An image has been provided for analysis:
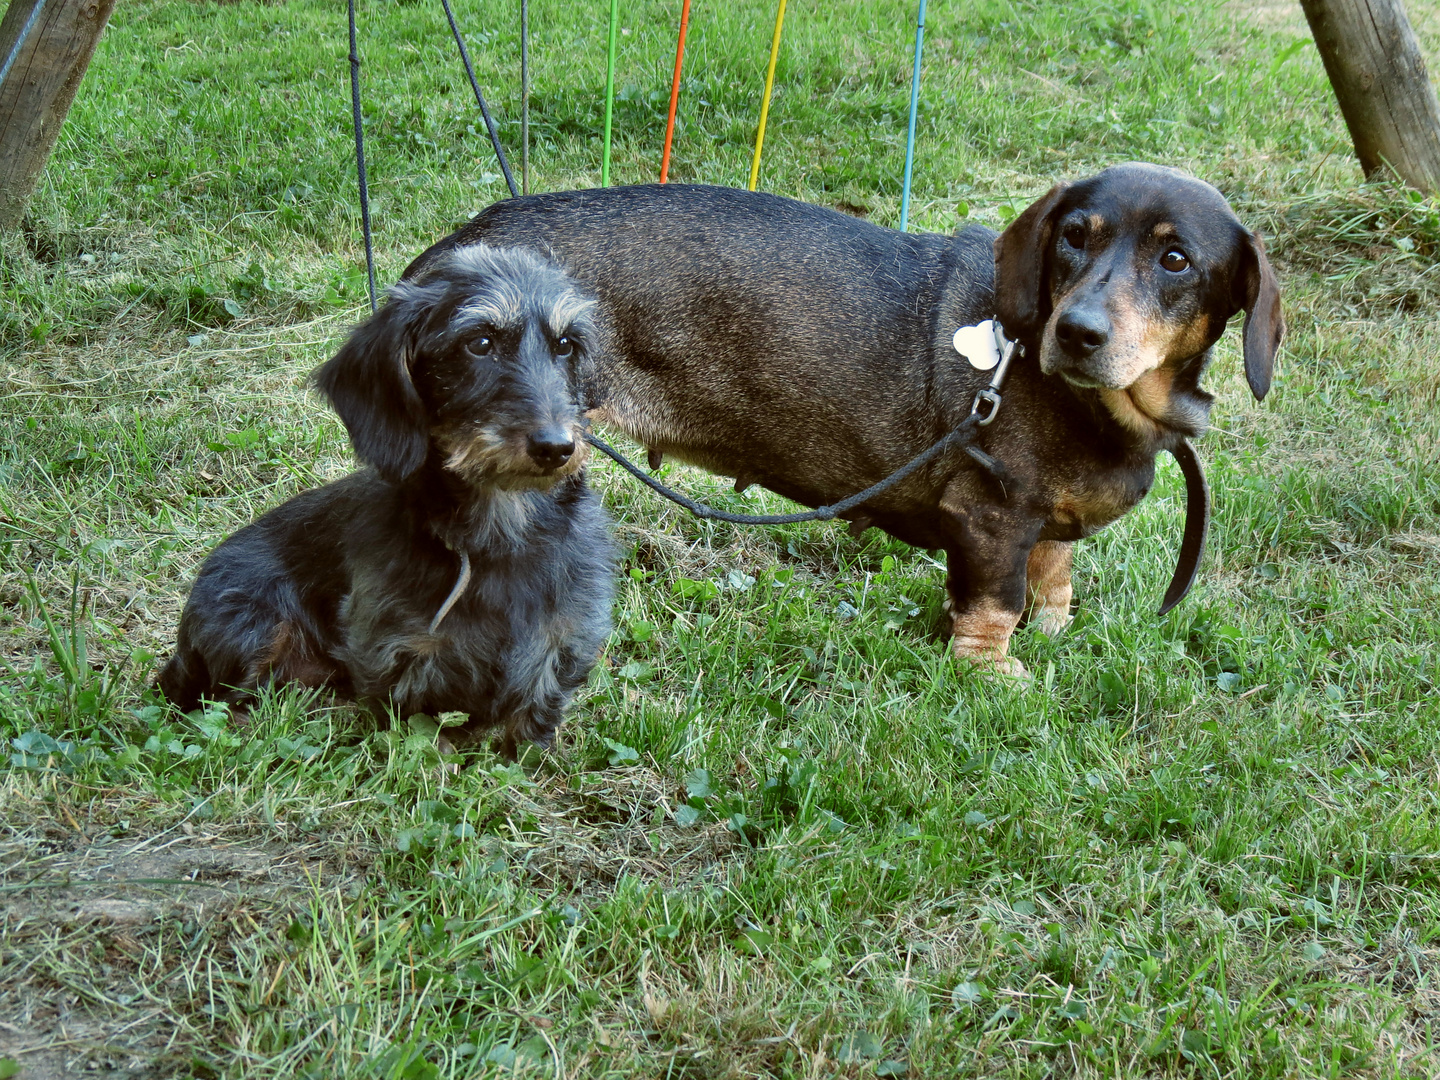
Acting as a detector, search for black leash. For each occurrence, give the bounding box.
[584,410,1010,527]
[582,335,1020,526]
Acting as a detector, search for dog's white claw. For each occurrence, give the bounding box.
[1030,608,1073,638]
[436,733,461,776]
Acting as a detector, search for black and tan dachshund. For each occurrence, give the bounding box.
[159,245,615,754]
[407,163,1282,675]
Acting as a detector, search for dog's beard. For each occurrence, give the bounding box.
[438,425,589,491]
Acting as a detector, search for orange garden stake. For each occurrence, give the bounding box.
[659,0,691,182]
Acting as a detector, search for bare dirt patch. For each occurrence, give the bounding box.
[1,821,372,1078]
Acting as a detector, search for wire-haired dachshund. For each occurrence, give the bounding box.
[158,245,616,755]
[407,162,1283,676]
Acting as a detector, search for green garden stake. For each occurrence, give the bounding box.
[602,0,620,186]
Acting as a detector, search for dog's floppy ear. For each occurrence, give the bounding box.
[1236,230,1283,401]
[313,283,434,482]
[993,181,1072,340]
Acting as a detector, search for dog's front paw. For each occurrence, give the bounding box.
[949,600,1026,680]
[960,653,1031,681]
[952,642,1030,682]
[989,655,1031,680]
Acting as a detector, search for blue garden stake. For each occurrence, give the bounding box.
[899,0,926,232]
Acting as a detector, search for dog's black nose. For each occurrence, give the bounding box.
[1054,306,1110,357]
[527,428,575,470]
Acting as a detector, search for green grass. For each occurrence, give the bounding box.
[4,0,1440,1076]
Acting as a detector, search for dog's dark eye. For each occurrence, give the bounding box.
[466,336,494,357]
[1061,224,1086,250]
[1160,249,1190,273]
[555,336,575,360]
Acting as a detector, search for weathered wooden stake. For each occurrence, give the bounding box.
[1299,0,1440,191]
[0,0,115,230]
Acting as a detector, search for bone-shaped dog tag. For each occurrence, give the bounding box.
[953,320,1001,371]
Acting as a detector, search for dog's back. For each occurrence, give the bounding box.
[157,481,358,711]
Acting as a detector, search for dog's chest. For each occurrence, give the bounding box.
[1047,469,1154,538]
[339,548,600,712]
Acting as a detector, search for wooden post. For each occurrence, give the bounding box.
[0,0,116,230]
[1299,0,1440,191]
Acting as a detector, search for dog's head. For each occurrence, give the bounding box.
[993,162,1283,434]
[314,244,596,489]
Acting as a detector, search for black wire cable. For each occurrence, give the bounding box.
[440,0,519,199]
[347,0,378,312]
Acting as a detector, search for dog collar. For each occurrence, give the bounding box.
[1158,439,1209,615]
[428,549,473,634]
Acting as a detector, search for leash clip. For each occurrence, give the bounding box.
[968,327,1019,427]
[971,387,1002,425]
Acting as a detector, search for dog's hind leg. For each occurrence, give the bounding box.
[1024,541,1074,637]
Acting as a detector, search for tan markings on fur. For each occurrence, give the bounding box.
[1145,298,1213,367]
[1097,380,1167,441]
[1127,364,1175,418]
[438,424,589,489]
[1091,282,1215,432]
[1054,482,1135,534]
[1025,541,1074,636]
[951,598,1022,666]
[1152,222,1179,242]
[251,621,334,688]
[407,633,445,656]
[545,294,596,338]
[1040,272,1167,390]
[258,621,293,672]
[1088,213,1106,234]
[1101,275,1166,387]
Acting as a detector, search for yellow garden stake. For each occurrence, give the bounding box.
[748,0,787,191]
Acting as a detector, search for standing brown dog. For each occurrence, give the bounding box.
[407,163,1282,675]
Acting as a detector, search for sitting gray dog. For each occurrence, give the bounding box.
[159,245,615,755]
